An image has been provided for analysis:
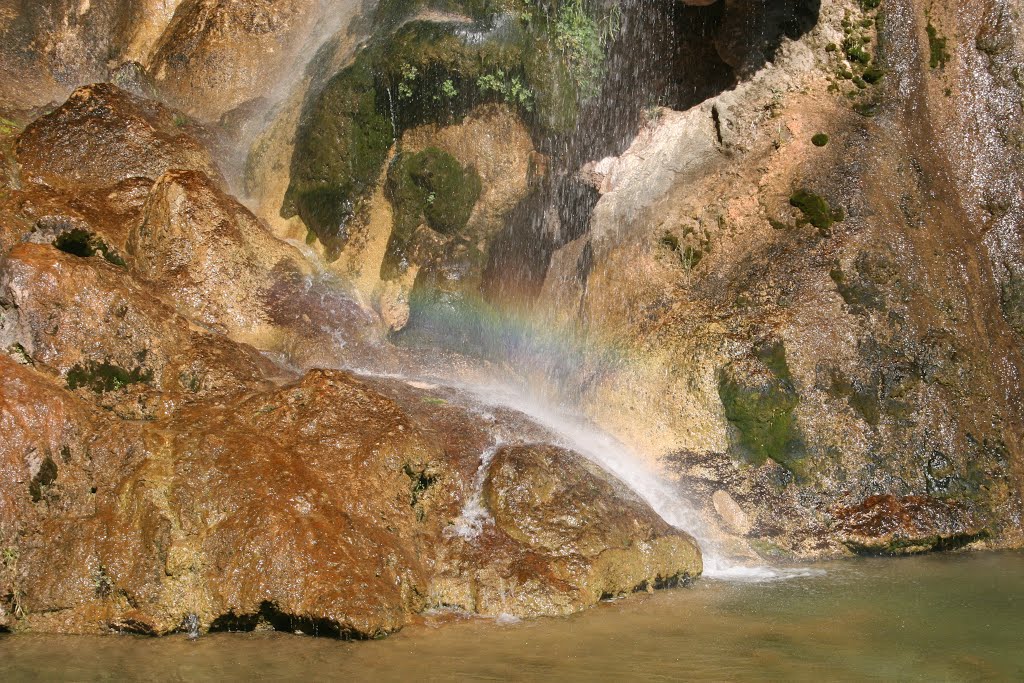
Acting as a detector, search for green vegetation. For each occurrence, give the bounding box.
[790,189,844,234]
[718,341,804,475]
[283,57,393,254]
[284,1,624,251]
[477,71,534,111]
[552,0,621,98]
[927,23,950,69]
[67,361,154,394]
[831,4,885,116]
[0,117,19,136]
[382,147,482,279]
[53,229,126,266]
[811,133,830,147]
[659,231,680,252]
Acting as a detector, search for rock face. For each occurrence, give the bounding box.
[15,84,221,192]
[6,0,1024,639]
[0,80,702,635]
[832,495,989,556]
[429,444,701,618]
[147,0,329,122]
[127,169,309,342]
[0,242,279,418]
[534,0,1024,559]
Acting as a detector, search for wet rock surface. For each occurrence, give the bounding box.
[15,84,221,192]
[430,444,701,618]
[831,494,989,555]
[2,0,1024,639]
[0,80,700,636]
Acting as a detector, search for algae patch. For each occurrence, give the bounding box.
[67,361,154,393]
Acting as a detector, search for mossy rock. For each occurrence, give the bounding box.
[828,370,881,426]
[53,228,126,267]
[927,23,950,69]
[811,133,829,147]
[382,147,482,279]
[284,4,621,247]
[67,361,154,394]
[790,189,844,234]
[830,251,894,314]
[718,342,804,474]
[283,56,394,250]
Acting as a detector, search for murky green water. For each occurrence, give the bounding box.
[2,553,1022,681]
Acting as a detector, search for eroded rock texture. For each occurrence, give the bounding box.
[2,0,1024,638]
[0,72,699,633]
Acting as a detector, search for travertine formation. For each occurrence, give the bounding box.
[1,0,1023,638]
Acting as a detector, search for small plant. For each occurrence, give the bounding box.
[660,231,680,252]
[812,133,830,147]
[862,63,885,84]
[477,71,535,111]
[440,79,458,99]
[397,63,418,100]
[790,189,844,234]
[551,0,621,99]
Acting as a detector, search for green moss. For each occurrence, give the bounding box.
[927,23,950,69]
[718,342,804,474]
[67,361,154,394]
[789,189,844,234]
[53,228,126,266]
[285,3,624,247]
[682,246,703,269]
[828,371,881,426]
[843,36,871,65]
[551,0,617,99]
[283,56,395,252]
[660,232,680,252]
[382,147,481,279]
[811,133,830,147]
[862,63,884,84]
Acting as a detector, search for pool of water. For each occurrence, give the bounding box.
[2,552,1022,681]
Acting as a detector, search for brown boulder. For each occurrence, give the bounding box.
[0,242,279,416]
[127,169,309,342]
[148,0,326,122]
[431,444,702,618]
[7,369,442,636]
[15,84,220,193]
[832,495,989,555]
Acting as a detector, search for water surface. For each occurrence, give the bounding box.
[2,553,1022,681]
